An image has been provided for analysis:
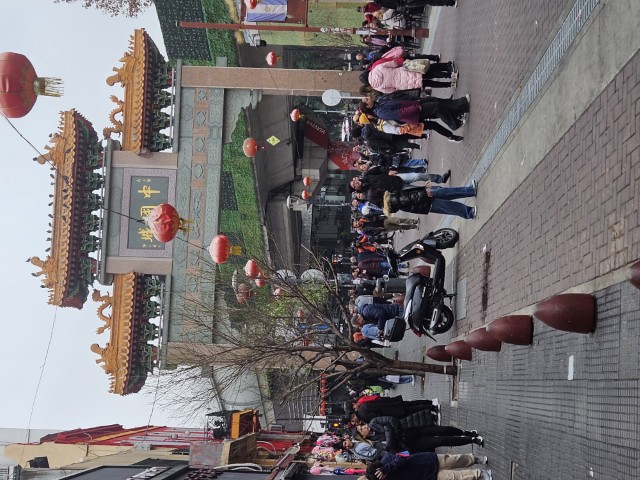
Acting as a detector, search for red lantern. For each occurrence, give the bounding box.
[209,234,231,264]
[246,0,257,9]
[244,259,261,278]
[255,274,267,288]
[273,287,283,297]
[301,190,311,200]
[236,283,253,304]
[144,203,189,243]
[296,309,305,319]
[266,51,280,66]
[0,52,63,118]
[290,108,301,122]
[302,176,312,187]
[243,137,262,157]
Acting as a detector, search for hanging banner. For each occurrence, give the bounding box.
[328,142,359,170]
[245,0,288,22]
[304,118,330,149]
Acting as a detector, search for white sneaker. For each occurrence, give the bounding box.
[410,375,416,385]
[474,455,488,465]
[471,179,478,193]
[431,398,439,406]
[480,470,492,480]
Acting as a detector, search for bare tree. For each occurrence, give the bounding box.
[154,252,456,421]
[55,0,154,17]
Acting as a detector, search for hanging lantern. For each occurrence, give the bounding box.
[244,259,261,278]
[143,203,190,243]
[255,273,267,288]
[266,51,281,66]
[209,234,231,264]
[273,287,283,297]
[301,190,311,201]
[243,137,262,157]
[290,108,301,122]
[302,176,312,187]
[0,52,63,118]
[296,309,305,319]
[236,283,253,304]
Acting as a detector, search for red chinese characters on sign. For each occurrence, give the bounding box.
[328,142,359,171]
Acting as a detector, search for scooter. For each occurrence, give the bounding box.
[374,228,459,340]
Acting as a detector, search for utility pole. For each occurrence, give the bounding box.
[178,21,429,39]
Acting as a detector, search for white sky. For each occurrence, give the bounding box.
[0,1,198,432]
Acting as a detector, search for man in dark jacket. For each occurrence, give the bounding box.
[354,303,402,330]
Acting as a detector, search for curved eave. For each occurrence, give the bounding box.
[105,273,154,395]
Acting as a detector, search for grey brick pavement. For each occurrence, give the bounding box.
[390,2,640,479]
[395,281,640,480]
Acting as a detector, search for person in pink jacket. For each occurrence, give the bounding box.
[368,48,456,94]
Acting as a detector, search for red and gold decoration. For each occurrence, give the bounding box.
[143,203,190,243]
[30,110,102,309]
[242,137,263,157]
[104,29,173,153]
[209,234,231,264]
[0,52,63,118]
[266,51,281,66]
[90,273,162,395]
[302,176,312,187]
[290,108,302,122]
[301,190,311,200]
[244,259,261,278]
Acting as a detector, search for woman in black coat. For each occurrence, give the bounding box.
[366,416,485,453]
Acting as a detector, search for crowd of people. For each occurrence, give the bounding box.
[306,2,491,478]
[308,386,491,479]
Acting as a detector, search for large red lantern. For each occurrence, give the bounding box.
[290,109,301,122]
[303,176,312,187]
[243,137,262,157]
[266,51,281,66]
[244,259,261,278]
[0,52,63,118]
[301,190,311,201]
[144,203,189,243]
[209,234,231,264]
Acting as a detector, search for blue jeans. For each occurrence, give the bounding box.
[429,185,476,219]
[401,158,427,168]
[362,323,381,340]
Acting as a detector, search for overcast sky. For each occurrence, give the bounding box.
[0,1,197,433]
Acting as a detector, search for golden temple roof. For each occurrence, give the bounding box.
[104,29,171,153]
[91,273,159,395]
[31,109,99,309]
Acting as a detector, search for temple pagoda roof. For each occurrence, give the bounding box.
[91,272,162,395]
[104,29,173,153]
[30,109,103,309]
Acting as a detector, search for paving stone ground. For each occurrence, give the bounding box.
[390,2,640,479]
